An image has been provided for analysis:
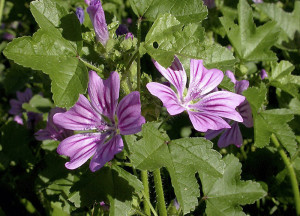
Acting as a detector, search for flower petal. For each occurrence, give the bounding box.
[89,134,123,172]
[187,111,230,132]
[235,80,249,95]
[147,82,185,115]
[205,128,224,140]
[57,133,106,170]
[225,70,236,84]
[189,91,245,122]
[218,122,243,148]
[186,59,223,101]
[16,88,33,103]
[54,94,104,131]
[238,100,253,127]
[88,71,119,121]
[87,0,109,46]
[153,56,186,98]
[9,99,22,115]
[117,91,145,135]
[35,108,73,141]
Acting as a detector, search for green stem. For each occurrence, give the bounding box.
[0,0,5,24]
[141,171,151,216]
[79,57,103,75]
[153,169,167,216]
[271,134,300,215]
[136,17,142,92]
[141,190,158,216]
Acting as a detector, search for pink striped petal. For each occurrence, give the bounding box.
[57,133,106,170]
[189,91,245,122]
[218,122,243,148]
[53,94,104,131]
[89,134,123,172]
[88,71,119,121]
[153,56,186,98]
[238,100,253,128]
[186,59,223,102]
[147,82,185,115]
[187,111,230,132]
[117,91,145,135]
[225,71,237,84]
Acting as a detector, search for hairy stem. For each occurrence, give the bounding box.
[136,17,142,92]
[153,169,167,216]
[141,171,151,215]
[79,57,103,75]
[271,134,300,215]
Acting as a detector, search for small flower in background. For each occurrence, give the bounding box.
[125,32,134,40]
[35,108,73,141]
[203,0,216,9]
[147,56,245,132]
[76,7,85,24]
[87,0,109,46]
[9,88,33,125]
[85,0,91,5]
[9,88,42,127]
[252,0,263,3]
[2,32,15,41]
[53,71,145,172]
[99,201,110,211]
[205,71,253,148]
[116,24,129,36]
[260,69,268,80]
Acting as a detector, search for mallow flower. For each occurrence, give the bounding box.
[9,88,42,127]
[87,0,109,46]
[146,56,245,132]
[260,69,268,80]
[205,71,253,148]
[35,108,73,141]
[53,71,145,172]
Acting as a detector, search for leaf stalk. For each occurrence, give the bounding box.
[271,133,300,215]
[153,168,167,216]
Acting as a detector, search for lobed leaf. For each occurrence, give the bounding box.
[200,154,267,216]
[220,0,279,62]
[130,0,207,24]
[144,14,235,69]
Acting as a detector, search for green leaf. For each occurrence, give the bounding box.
[269,61,300,100]
[220,0,279,62]
[243,83,267,115]
[144,14,235,68]
[0,121,35,164]
[3,0,87,108]
[130,0,207,24]
[126,122,225,214]
[68,165,143,216]
[219,75,235,92]
[22,95,53,113]
[244,85,297,155]
[255,2,300,40]
[200,154,267,216]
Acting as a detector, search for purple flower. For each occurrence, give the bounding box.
[203,0,215,9]
[87,0,109,46]
[146,57,245,132]
[53,71,145,172]
[85,0,91,5]
[9,88,33,116]
[99,201,110,211]
[9,88,33,125]
[76,7,85,24]
[125,32,134,40]
[205,71,253,148]
[116,24,129,36]
[260,69,268,80]
[3,32,15,41]
[35,108,73,141]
